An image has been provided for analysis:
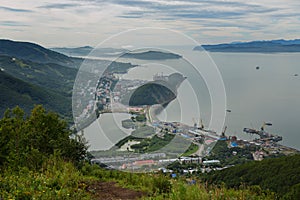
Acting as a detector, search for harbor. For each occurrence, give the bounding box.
[89,99,299,171]
[79,66,300,172]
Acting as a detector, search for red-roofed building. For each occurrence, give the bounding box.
[133,160,155,166]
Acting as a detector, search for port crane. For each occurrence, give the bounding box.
[192,118,205,130]
[199,118,204,130]
[243,122,282,142]
[221,126,227,137]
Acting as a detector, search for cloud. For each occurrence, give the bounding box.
[0,6,32,13]
[96,0,279,20]
[2,0,300,46]
[0,21,29,27]
[38,3,80,9]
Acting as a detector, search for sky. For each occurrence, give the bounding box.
[1,0,300,47]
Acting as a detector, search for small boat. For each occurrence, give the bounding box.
[256,66,260,70]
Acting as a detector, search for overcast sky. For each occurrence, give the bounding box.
[1,0,300,47]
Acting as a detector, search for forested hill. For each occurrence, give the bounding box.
[0,40,137,121]
[204,154,300,198]
[0,54,76,120]
[122,73,186,106]
[0,39,79,67]
[0,55,77,94]
[0,70,71,119]
[0,39,78,120]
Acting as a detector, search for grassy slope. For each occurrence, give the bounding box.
[0,158,277,200]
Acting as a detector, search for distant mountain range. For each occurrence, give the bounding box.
[52,46,182,60]
[123,50,182,60]
[54,39,300,55]
[51,46,125,57]
[194,39,300,52]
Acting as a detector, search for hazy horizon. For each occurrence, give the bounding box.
[1,0,300,47]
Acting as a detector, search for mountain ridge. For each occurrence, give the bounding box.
[194,39,300,52]
[0,39,80,67]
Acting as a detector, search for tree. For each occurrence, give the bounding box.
[0,105,88,170]
[0,106,25,167]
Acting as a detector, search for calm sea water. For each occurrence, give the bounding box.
[83,52,300,150]
[211,53,300,150]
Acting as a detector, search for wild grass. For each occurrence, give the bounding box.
[81,163,276,200]
[0,155,92,200]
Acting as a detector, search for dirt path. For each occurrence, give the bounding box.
[86,181,147,200]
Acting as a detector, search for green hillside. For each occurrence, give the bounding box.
[0,70,71,120]
[122,73,186,106]
[127,82,176,106]
[0,55,77,95]
[204,154,300,199]
[0,39,79,67]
